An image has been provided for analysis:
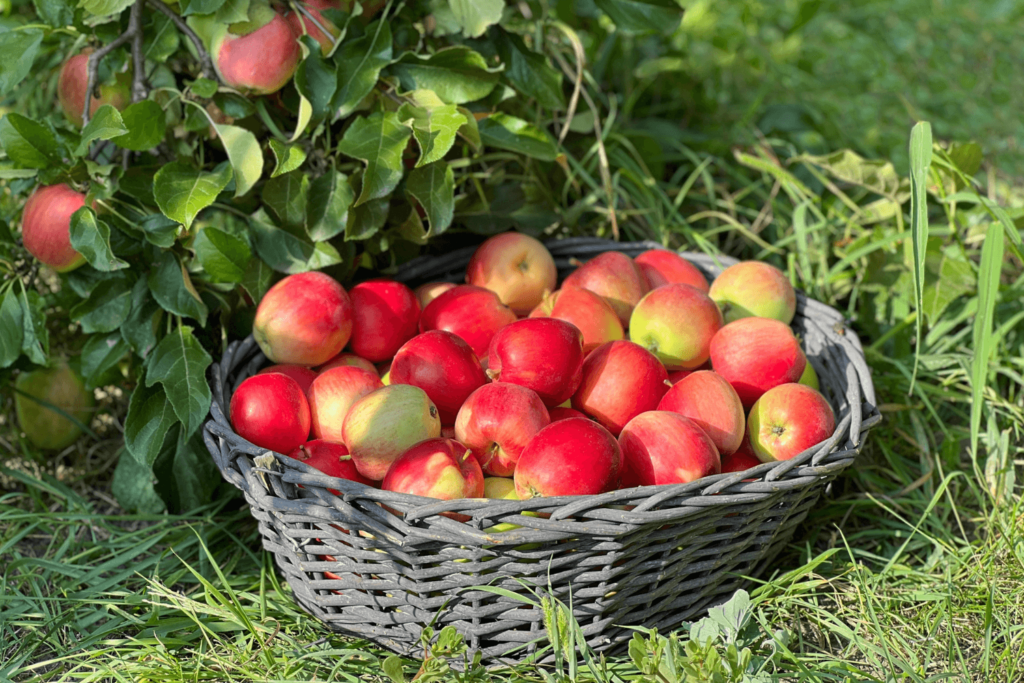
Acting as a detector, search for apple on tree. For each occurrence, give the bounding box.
[465,232,558,315]
[21,184,89,273]
[454,382,550,477]
[210,3,301,95]
[15,363,95,451]
[253,271,353,367]
[58,50,130,128]
[286,0,342,52]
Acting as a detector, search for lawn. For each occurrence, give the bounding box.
[3,1,1024,681]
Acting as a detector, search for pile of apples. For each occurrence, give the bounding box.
[229,232,836,507]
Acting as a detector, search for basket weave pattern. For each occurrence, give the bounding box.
[203,238,880,662]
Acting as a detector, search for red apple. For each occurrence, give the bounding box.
[390,330,487,425]
[528,286,624,353]
[709,317,806,408]
[634,250,709,292]
[211,9,301,95]
[657,370,745,455]
[21,184,88,273]
[465,232,557,315]
[307,366,383,443]
[286,0,341,53]
[629,283,723,370]
[618,411,721,488]
[549,406,587,421]
[514,418,621,498]
[382,438,484,500]
[414,281,456,309]
[419,285,517,358]
[486,318,585,407]
[748,383,836,462]
[709,261,796,324]
[230,373,310,454]
[289,439,374,493]
[253,271,353,366]
[721,440,762,474]
[258,364,318,394]
[667,368,695,385]
[348,278,421,362]
[571,340,669,436]
[317,352,378,376]
[561,251,649,327]
[342,384,441,480]
[58,50,130,129]
[454,382,550,476]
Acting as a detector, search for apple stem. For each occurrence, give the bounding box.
[485,368,499,381]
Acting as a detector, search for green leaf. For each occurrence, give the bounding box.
[76,105,128,156]
[389,46,500,105]
[190,77,218,99]
[398,90,467,167]
[179,0,226,16]
[18,286,48,364]
[922,250,974,325]
[121,277,161,358]
[295,36,337,120]
[80,332,128,389]
[448,0,503,38]
[69,208,130,272]
[240,258,273,302]
[147,251,209,326]
[124,381,178,467]
[78,0,134,16]
[70,278,132,334]
[112,101,167,151]
[194,226,251,283]
[306,171,354,241]
[908,121,932,390]
[213,0,250,23]
[457,105,481,149]
[478,112,558,160]
[213,124,262,197]
[382,656,406,683]
[154,161,232,229]
[250,210,342,273]
[344,196,388,241]
[0,29,43,96]
[111,444,168,515]
[139,213,179,248]
[269,140,307,177]
[593,0,684,34]
[333,19,392,117]
[337,111,412,206]
[0,113,59,169]
[0,285,24,368]
[406,161,454,237]
[146,324,213,438]
[33,0,74,27]
[971,223,1004,459]
[493,29,565,110]
[261,171,309,232]
[172,427,221,510]
[144,13,181,62]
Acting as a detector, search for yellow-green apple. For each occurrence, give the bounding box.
[747,383,836,462]
[414,281,456,308]
[21,184,88,272]
[562,251,649,327]
[58,50,130,128]
[258,364,318,394]
[657,370,745,455]
[454,382,550,476]
[253,271,353,366]
[465,232,557,314]
[382,437,484,499]
[709,317,805,408]
[486,318,585,407]
[419,285,517,358]
[317,352,378,376]
[618,411,720,487]
[484,477,518,499]
[342,384,441,480]
[549,406,587,421]
[709,261,796,324]
[230,373,311,454]
[15,363,94,450]
[629,283,723,370]
[289,439,374,493]
[307,366,383,442]
[528,286,623,353]
[799,351,819,390]
[211,6,301,95]
[390,330,487,425]
[572,340,669,435]
[286,0,341,52]
[514,418,621,498]
[633,250,709,293]
[347,279,420,362]
[721,439,761,474]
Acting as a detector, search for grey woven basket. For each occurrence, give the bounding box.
[203,238,880,664]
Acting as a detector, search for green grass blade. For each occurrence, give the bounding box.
[907,121,933,393]
[970,222,1004,459]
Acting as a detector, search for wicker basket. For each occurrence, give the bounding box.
[203,238,880,663]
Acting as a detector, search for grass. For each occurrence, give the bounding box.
[4,0,1024,681]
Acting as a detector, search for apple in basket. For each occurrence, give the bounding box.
[629,283,723,370]
[382,437,485,500]
[419,284,517,358]
[414,281,456,308]
[747,383,836,462]
[658,370,745,456]
[454,382,550,477]
[465,232,558,315]
[529,286,624,353]
[561,251,649,327]
[486,318,585,407]
[633,249,709,292]
[307,366,383,443]
[347,279,420,362]
[342,384,441,480]
[390,330,487,425]
[572,340,669,436]
[515,418,621,498]
[289,440,374,494]
[253,271,353,366]
[709,317,805,409]
[230,373,310,454]
[709,260,796,324]
[316,352,379,376]
[257,364,318,394]
[618,411,721,488]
